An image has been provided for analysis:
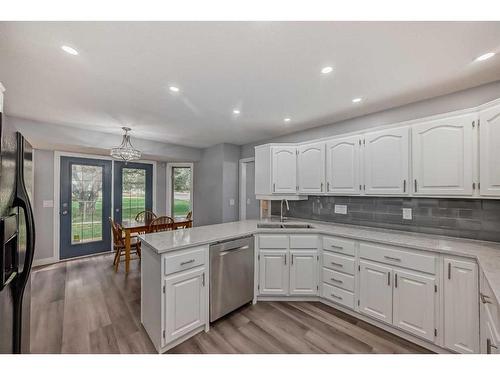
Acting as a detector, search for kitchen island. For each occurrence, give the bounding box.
[140,219,500,353]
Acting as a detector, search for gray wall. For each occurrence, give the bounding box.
[272,196,500,242]
[241,80,500,158]
[194,143,240,226]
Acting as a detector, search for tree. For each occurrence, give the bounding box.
[173,168,191,191]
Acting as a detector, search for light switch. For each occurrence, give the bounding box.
[402,208,413,220]
[334,204,347,214]
[43,200,54,208]
[229,198,235,206]
[246,198,251,205]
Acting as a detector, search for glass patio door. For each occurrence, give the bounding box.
[113,162,153,224]
[59,157,112,259]
[171,165,192,220]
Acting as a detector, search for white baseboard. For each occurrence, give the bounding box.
[32,256,59,268]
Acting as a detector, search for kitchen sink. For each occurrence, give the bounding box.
[257,222,314,229]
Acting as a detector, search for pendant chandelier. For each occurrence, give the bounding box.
[110,127,142,162]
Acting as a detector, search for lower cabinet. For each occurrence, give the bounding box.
[359,260,393,324]
[259,250,289,295]
[290,251,318,295]
[163,267,207,345]
[444,258,479,354]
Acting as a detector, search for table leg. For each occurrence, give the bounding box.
[125,229,131,273]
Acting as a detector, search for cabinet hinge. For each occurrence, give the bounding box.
[358,265,361,271]
[357,299,360,306]
[317,255,319,261]
[359,139,361,146]
[163,285,165,293]
[317,285,319,291]
[258,254,260,261]
[258,284,260,291]
[434,328,438,337]
[472,121,475,128]
[163,330,166,339]
[434,284,437,293]
[363,139,365,145]
[478,119,480,127]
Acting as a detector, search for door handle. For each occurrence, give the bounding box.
[387,271,391,286]
[61,210,68,216]
[403,180,406,192]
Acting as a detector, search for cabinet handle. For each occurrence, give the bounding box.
[481,293,493,304]
[202,272,205,286]
[327,182,330,191]
[330,278,343,284]
[359,184,362,190]
[291,254,294,265]
[331,262,343,268]
[387,271,391,286]
[284,254,287,266]
[448,262,451,280]
[403,180,406,193]
[487,338,498,354]
[330,293,343,300]
[414,179,418,192]
[273,183,276,192]
[320,182,323,192]
[395,273,398,288]
[384,255,401,262]
[180,259,195,266]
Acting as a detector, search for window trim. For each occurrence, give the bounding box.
[166,162,194,220]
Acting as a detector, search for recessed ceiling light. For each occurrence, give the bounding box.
[61,45,78,55]
[321,66,333,74]
[169,86,180,93]
[352,97,362,103]
[475,52,496,62]
[233,109,241,115]
[284,118,291,123]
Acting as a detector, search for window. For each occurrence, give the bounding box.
[121,167,147,222]
[170,164,193,220]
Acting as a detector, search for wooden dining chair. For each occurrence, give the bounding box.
[179,211,193,229]
[148,216,174,233]
[135,210,157,225]
[109,217,141,272]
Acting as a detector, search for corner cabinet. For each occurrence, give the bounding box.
[298,142,325,194]
[479,103,500,196]
[325,135,361,194]
[412,113,475,196]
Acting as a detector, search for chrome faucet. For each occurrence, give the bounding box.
[280,199,289,222]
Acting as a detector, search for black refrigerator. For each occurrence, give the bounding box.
[0,91,36,353]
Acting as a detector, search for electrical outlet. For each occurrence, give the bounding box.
[402,208,413,220]
[229,198,235,206]
[334,204,347,214]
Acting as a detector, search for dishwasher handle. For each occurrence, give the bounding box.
[219,244,250,256]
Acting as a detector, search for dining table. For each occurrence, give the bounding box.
[120,218,193,273]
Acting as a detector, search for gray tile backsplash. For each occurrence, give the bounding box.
[271,196,500,242]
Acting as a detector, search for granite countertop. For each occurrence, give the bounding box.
[139,218,500,304]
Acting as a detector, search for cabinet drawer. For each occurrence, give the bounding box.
[322,268,354,292]
[359,242,435,274]
[259,234,288,249]
[290,235,318,249]
[481,275,500,337]
[323,251,355,275]
[164,247,205,276]
[322,283,355,309]
[323,236,356,257]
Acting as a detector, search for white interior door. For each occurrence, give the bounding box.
[479,103,500,196]
[326,135,361,194]
[289,251,318,295]
[272,146,297,193]
[393,269,436,341]
[364,127,409,195]
[443,258,479,353]
[298,142,325,194]
[259,250,289,295]
[412,113,474,196]
[359,260,393,324]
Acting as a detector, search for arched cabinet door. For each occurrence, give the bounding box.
[325,135,361,195]
[297,142,325,194]
[364,127,409,195]
[412,113,474,196]
[480,103,500,196]
[271,146,297,193]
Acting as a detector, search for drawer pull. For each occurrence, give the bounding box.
[330,244,343,250]
[330,293,343,300]
[330,277,343,284]
[384,256,401,262]
[480,293,493,304]
[487,338,498,354]
[331,262,343,268]
[180,259,195,266]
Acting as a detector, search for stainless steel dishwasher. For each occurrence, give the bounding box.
[209,235,254,322]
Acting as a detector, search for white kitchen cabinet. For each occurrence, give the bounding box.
[443,258,479,353]
[412,113,475,196]
[259,250,289,295]
[272,146,297,193]
[289,251,318,295]
[393,269,436,341]
[481,309,500,354]
[479,103,500,196]
[325,135,361,194]
[359,260,393,324]
[363,127,410,195]
[163,267,206,344]
[297,142,325,194]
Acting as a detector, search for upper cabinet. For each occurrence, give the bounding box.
[298,142,325,194]
[272,146,297,193]
[326,135,361,194]
[480,103,500,196]
[363,127,410,195]
[412,113,475,196]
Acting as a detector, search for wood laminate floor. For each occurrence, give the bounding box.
[30,253,431,354]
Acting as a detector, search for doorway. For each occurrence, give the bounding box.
[239,158,259,220]
[59,157,112,259]
[167,163,193,221]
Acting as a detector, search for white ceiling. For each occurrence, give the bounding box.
[1,21,500,148]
